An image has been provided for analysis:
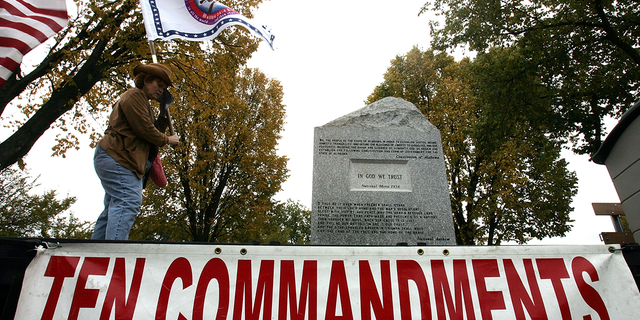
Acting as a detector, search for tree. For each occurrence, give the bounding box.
[0,0,147,171]
[422,0,640,155]
[129,47,288,243]
[1,0,288,242]
[0,0,266,171]
[367,47,578,245]
[260,199,311,245]
[0,167,92,238]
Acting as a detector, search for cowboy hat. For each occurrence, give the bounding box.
[133,63,173,87]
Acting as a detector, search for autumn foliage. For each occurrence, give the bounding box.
[368,47,578,245]
[130,38,288,242]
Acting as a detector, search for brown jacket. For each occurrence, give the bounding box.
[99,88,169,178]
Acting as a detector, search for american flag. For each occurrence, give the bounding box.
[0,0,68,89]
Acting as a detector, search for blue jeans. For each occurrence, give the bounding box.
[92,145,146,240]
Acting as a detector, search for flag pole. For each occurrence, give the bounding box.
[147,40,174,136]
[148,40,158,63]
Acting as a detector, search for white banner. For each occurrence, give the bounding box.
[139,0,274,49]
[15,243,640,319]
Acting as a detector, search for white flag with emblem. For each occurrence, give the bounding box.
[139,0,274,50]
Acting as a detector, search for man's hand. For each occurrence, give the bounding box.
[168,134,179,146]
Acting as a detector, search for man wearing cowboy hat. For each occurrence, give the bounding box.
[92,63,179,240]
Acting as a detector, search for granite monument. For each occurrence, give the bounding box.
[311,97,456,245]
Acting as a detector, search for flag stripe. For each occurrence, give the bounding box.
[13,0,68,19]
[0,0,67,88]
[0,64,12,86]
[0,18,49,43]
[0,55,21,73]
[0,1,67,33]
[0,12,66,43]
[0,37,32,55]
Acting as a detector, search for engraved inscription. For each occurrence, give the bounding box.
[317,139,440,159]
[315,202,451,242]
[350,159,412,192]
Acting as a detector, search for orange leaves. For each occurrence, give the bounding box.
[135,29,287,242]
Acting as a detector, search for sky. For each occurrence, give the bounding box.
[5,0,623,244]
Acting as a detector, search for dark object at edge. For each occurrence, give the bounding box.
[592,100,640,164]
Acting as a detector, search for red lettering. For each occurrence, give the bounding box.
[473,259,506,320]
[432,259,475,320]
[193,258,230,320]
[359,260,393,320]
[397,260,431,320]
[325,260,353,320]
[537,258,571,320]
[504,259,547,320]
[41,256,81,320]
[100,258,145,320]
[571,257,610,320]
[233,260,275,320]
[68,257,110,320]
[156,257,192,320]
[278,260,317,320]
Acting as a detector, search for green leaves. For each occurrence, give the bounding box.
[368,47,577,245]
[0,167,91,238]
[262,199,311,245]
[423,0,640,155]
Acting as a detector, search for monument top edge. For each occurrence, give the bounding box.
[317,97,436,133]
